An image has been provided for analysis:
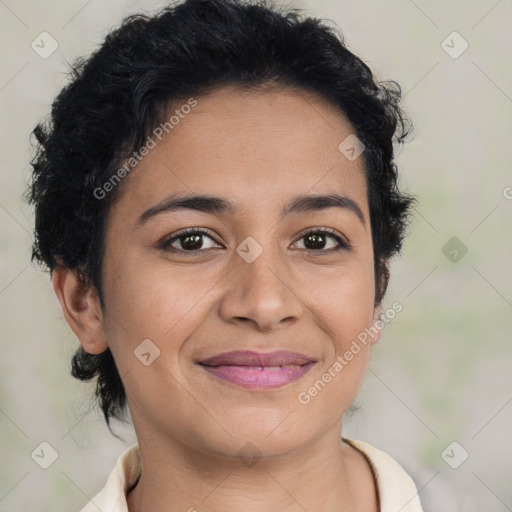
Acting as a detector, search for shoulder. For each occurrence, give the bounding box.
[343,438,425,512]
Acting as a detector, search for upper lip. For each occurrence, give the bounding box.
[198,350,316,367]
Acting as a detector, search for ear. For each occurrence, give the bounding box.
[368,303,383,346]
[52,266,108,354]
[369,258,390,346]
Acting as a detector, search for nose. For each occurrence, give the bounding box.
[217,242,303,332]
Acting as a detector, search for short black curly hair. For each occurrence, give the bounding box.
[27,0,416,435]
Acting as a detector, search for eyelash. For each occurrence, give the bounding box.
[158,227,352,254]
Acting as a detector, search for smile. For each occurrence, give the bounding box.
[197,350,316,389]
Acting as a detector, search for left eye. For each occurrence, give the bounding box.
[292,229,349,252]
[160,228,350,253]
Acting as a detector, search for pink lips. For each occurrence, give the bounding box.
[197,350,316,389]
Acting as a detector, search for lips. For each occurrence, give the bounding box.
[198,350,315,367]
[197,350,316,389]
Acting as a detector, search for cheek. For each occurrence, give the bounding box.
[99,263,213,417]
[296,272,374,414]
[307,264,376,341]
[101,255,219,365]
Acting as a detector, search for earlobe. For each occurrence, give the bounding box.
[370,259,390,346]
[369,304,383,346]
[52,267,108,354]
[371,305,381,323]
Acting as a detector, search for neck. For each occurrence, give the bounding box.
[126,424,377,512]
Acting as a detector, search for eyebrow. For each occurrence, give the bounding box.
[136,192,366,227]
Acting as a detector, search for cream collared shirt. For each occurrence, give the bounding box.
[79,439,424,511]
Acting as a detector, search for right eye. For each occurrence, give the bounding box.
[159,228,223,253]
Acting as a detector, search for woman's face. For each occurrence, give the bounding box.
[95,85,382,458]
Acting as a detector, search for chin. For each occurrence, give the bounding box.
[194,414,316,461]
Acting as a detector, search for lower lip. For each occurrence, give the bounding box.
[198,362,315,389]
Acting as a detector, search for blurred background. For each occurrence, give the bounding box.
[0,0,511,510]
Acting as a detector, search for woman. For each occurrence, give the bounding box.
[27,0,423,510]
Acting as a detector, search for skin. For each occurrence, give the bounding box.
[53,85,386,512]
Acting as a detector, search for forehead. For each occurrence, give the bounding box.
[111,85,369,221]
